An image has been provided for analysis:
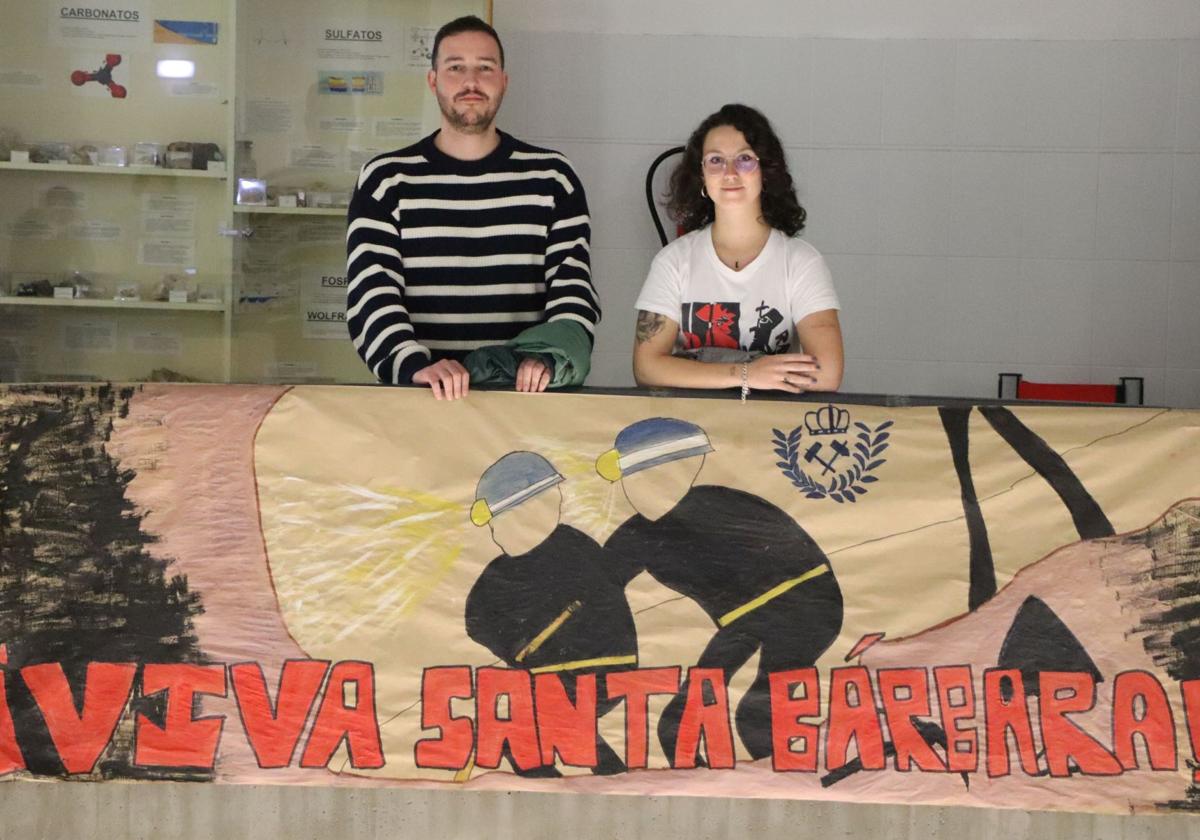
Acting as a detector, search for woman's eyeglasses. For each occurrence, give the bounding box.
[702,152,760,176]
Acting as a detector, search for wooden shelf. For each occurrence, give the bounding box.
[232,205,347,217]
[0,297,227,313]
[0,161,227,179]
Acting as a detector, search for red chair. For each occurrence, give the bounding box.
[998,373,1144,405]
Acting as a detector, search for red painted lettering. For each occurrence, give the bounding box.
[300,661,384,769]
[231,660,329,769]
[674,668,734,769]
[1182,679,1200,784]
[534,674,597,768]
[22,662,135,774]
[933,665,977,773]
[825,667,885,772]
[1038,672,1121,777]
[878,668,946,772]
[1111,670,1176,771]
[473,667,540,772]
[606,667,679,769]
[0,671,23,775]
[415,666,474,770]
[983,669,1040,778]
[768,668,819,772]
[135,664,226,768]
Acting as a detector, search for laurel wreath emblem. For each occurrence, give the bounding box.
[772,420,893,503]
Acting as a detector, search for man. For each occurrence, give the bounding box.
[466,451,637,775]
[597,418,843,765]
[345,16,599,399]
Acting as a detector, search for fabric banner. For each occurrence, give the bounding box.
[0,383,1198,815]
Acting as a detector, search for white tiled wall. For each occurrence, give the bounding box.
[499,33,1200,406]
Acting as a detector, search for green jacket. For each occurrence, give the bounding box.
[463,320,592,388]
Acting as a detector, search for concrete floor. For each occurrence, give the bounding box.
[1,784,1198,840]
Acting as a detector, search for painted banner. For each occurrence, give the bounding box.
[0,383,1198,815]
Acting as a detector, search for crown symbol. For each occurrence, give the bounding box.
[804,405,849,436]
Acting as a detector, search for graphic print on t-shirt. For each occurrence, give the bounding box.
[681,301,741,349]
[749,301,789,354]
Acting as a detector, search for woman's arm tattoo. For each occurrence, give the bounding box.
[636,310,667,344]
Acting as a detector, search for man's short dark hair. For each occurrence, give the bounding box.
[431,15,504,69]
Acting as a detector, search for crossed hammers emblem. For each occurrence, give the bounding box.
[804,439,850,475]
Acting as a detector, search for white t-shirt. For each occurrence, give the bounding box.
[635,226,839,358]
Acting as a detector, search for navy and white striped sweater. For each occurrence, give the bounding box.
[345,130,600,384]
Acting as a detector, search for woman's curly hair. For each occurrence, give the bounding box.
[667,103,807,236]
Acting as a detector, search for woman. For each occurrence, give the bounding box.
[633,104,843,396]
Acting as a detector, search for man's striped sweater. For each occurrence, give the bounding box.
[345,130,600,384]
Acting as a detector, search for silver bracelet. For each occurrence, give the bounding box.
[740,361,750,403]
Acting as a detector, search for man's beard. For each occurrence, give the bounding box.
[437,90,503,134]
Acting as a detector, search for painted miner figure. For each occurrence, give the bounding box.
[598,418,843,764]
[466,451,637,775]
